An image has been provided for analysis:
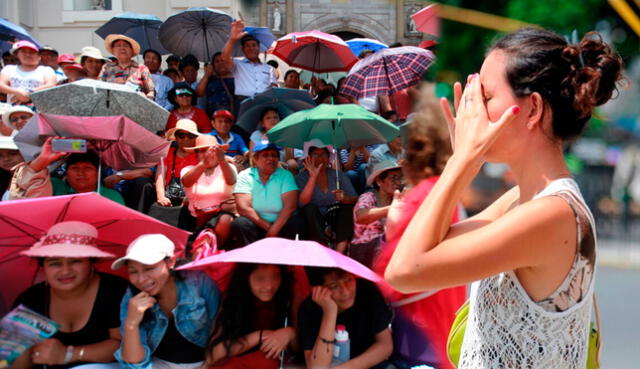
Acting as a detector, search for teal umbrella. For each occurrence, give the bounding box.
[266,103,399,188]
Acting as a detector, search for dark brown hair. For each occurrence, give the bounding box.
[491,28,623,141]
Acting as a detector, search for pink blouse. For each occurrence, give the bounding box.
[181,165,236,217]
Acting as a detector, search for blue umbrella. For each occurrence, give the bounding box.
[95,12,169,54]
[0,18,41,54]
[233,27,276,57]
[235,88,316,133]
[346,38,388,57]
[159,7,232,62]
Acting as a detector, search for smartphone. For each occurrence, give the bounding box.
[51,138,87,153]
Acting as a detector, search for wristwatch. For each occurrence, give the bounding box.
[115,171,124,178]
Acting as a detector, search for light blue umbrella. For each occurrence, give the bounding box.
[233,27,276,57]
[95,12,169,54]
[0,18,41,54]
[159,7,232,62]
[235,88,316,132]
[346,38,388,57]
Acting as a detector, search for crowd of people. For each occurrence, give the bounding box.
[0,16,625,369]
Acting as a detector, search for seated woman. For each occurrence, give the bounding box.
[350,160,403,267]
[248,108,300,173]
[295,140,357,253]
[205,263,297,369]
[196,52,235,118]
[229,143,303,248]
[181,135,237,246]
[99,34,154,100]
[155,119,199,207]
[164,83,211,134]
[0,135,24,201]
[12,221,128,369]
[283,70,300,90]
[298,267,393,369]
[112,234,220,369]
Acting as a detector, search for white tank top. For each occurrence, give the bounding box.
[459,178,596,369]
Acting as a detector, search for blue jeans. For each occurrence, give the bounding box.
[346,163,367,194]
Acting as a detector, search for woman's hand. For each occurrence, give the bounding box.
[157,195,172,207]
[261,327,295,359]
[332,189,345,203]
[125,292,156,326]
[303,157,323,178]
[12,89,30,103]
[103,174,122,188]
[31,338,66,365]
[441,74,520,163]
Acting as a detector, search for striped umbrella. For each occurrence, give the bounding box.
[339,46,435,99]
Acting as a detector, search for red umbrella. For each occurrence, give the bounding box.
[411,3,441,37]
[339,46,436,99]
[272,30,358,73]
[0,193,190,316]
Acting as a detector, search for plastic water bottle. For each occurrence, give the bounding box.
[331,325,350,365]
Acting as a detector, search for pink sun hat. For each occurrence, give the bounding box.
[21,221,115,258]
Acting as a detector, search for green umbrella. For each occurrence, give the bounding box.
[266,103,399,189]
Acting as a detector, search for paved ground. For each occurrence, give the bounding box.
[595,266,640,368]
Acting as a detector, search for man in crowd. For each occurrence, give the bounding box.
[38,46,65,82]
[221,19,278,100]
[144,48,174,110]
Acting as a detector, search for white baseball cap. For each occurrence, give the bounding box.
[111,234,175,270]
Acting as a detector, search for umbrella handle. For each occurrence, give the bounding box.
[332,120,340,190]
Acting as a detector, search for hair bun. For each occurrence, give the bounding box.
[561,32,623,119]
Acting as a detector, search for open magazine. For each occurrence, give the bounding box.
[0,305,59,368]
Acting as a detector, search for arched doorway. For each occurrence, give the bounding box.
[331,31,366,41]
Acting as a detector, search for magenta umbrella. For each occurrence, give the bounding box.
[0,193,190,316]
[272,30,357,73]
[14,113,171,171]
[178,237,385,284]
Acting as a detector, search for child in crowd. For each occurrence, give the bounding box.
[298,267,393,369]
[208,109,248,170]
[0,41,56,105]
[206,263,298,368]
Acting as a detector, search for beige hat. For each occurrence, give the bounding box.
[21,221,115,259]
[2,105,34,129]
[105,34,141,56]
[111,234,175,269]
[165,119,201,141]
[366,159,401,186]
[184,135,222,152]
[79,46,109,62]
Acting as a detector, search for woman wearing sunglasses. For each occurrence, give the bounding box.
[164,83,210,134]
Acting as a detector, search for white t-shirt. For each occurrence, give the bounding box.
[0,65,55,103]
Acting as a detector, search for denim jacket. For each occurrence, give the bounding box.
[114,271,220,369]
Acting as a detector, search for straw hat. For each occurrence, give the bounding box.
[112,234,174,269]
[366,159,401,186]
[2,105,34,129]
[165,119,200,141]
[105,34,141,56]
[21,221,114,258]
[79,46,108,62]
[184,134,222,151]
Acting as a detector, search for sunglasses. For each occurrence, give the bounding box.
[9,114,32,123]
[175,132,197,139]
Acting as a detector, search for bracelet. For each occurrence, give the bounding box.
[63,345,74,364]
[319,336,336,345]
[78,347,85,361]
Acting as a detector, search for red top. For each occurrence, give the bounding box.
[164,107,212,133]
[162,147,199,186]
[374,176,466,369]
[391,88,413,120]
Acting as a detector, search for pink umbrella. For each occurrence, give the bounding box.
[411,3,440,37]
[0,193,190,316]
[178,237,385,284]
[14,113,171,171]
[272,30,358,73]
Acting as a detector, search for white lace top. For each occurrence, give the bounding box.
[459,178,596,369]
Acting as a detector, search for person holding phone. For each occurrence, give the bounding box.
[9,137,124,204]
[112,234,220,369]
